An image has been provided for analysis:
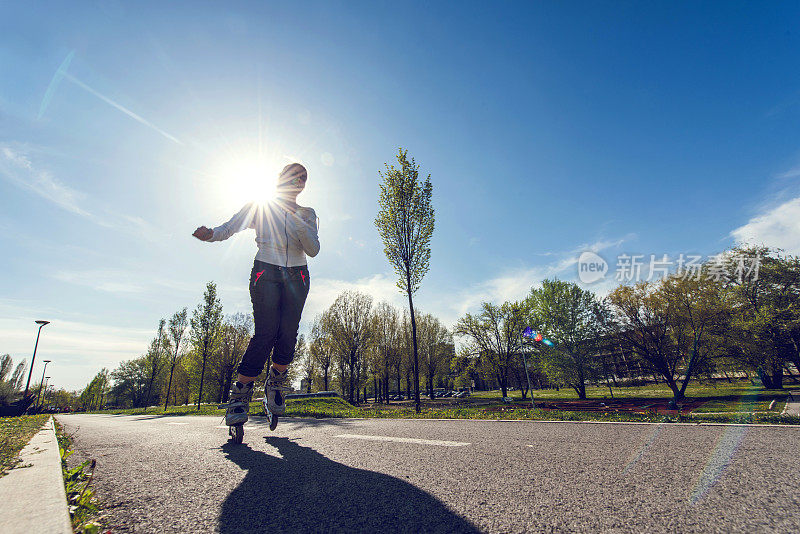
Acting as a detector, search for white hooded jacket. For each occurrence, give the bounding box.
[209,201,320,267]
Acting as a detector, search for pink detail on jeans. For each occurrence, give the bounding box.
[253,270,265,287]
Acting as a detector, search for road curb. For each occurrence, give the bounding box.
[0,416,72,534]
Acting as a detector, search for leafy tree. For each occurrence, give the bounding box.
[80,368,110,410]
[110,358,149,407]
[451,350,481,390]
[725,246,800,388]
[165,308,188,410]
[309,316,333,391]
[0,354,24,405]
[375,148,435,413]
[297,333,317,393]
[11,361,26,391]
[455,301,527,398]
[212,313,252,402]
[416,312,453,398]
[143,319,170,409]
[370,302,402,403]
[0,354,11,382]
[523,280,606,399]
[321,290,373,403]
[190,281,223,408]
[660,273,732,402]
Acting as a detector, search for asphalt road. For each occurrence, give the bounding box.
[58,414,800,533]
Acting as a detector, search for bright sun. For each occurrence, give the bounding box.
[217,154,279,207]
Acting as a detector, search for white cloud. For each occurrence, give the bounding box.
[303,273,404,323]
[777,167,800,180]
[0,146,90,216]
[53,270,149,294]
[0,144,157,237]
[730,197,800,255]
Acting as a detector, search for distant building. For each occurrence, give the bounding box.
[300,378,310,393]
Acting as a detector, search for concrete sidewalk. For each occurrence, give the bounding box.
[782,390,800,416]
[0,416,71,534]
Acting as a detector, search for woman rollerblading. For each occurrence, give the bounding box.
[194,163,319,443]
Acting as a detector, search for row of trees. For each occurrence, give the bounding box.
[75,245,799,410]
[0,354,74,412]
[82,282,258,410]
[455,246,800,403]
[298,292,455,405]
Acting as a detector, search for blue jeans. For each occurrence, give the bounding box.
[237,260,310,376]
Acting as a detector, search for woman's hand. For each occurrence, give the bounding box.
[193,226,213,241]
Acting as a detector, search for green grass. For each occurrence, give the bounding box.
[691,398,787,413]
[86,403,226,417]
[0,414,49,477]
[54,421,104,533]
[75,379,799,425]
[472,379,790,402]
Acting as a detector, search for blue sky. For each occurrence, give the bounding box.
[2,1,800,390]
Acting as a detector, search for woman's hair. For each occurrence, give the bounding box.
[279,163,307,184]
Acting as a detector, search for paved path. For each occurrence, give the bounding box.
[782,390,800,415]
[58,414,800,533]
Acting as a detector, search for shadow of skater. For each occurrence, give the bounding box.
[219,437,481,533]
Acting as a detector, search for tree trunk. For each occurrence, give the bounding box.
[198,344,208,410]
[665,376,681,401]
[165,353,177,411]
[323,368,329,391]
[406,282,421,413]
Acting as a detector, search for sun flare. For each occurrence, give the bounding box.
[216,154,279,207]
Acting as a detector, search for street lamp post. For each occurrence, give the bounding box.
[23,320,50,400]
[520,342,536,409]
[42,377,50,411]
[35,360,52,411]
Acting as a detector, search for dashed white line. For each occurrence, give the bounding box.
[335,433,470,447]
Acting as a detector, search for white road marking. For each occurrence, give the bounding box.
[335,433,470,447]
